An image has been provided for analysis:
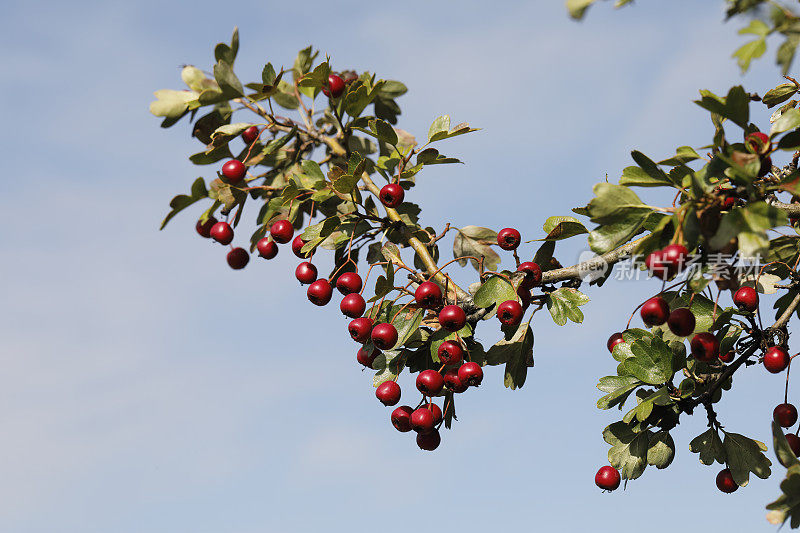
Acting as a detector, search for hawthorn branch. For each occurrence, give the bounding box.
[540,236,647,284]
[769,198,800,217]
[773,290,800,330]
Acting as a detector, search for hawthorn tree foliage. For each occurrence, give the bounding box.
[151,0,800,526]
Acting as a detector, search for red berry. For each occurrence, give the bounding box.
[241,126,259,144]
[661,244,689,274]
[340,293,366,318]
[443,369,468,393]
[327,74,345,98]
[594,465,621,491]
[786,434,800,456]
[517,262,542,288]
[416,370,444,396]
[497,300,524,326]
[307,279,333,306]
[410,407,435,433]
[458,362,483,387]
[667,308,696,337]
[439,305,466,332]
[690,332,720,362]
[775,403,799,427]
[221,159,247,183]
[210,221,234,245]
[760,155,773,177]
[424,402,443,425]
[336,272,363,295]
[644,250,669,280]
[720,350,735,363]
[291,235,313,259]
[357,346,379,368]
[438,341,464,365]
[517,286,532,308]
[226,247,249,270]
[746,131,772,154]
[716,468,738,493]
[196,216,218,238]
[733,286,758,312]
[721,195,737,210]
[295,262,318,285]
[640,297,669,326]
[256,238,278,259]
[371,323,398,350]
[348,317,374,343]
[270,220,294,244]
[416,429,441,451]
[390,406,413,432]
[764,346,791,373]
[379,183,405,208]
[376,381,401,406]
[607,332,624,353]
[497,227,521,251]
[414,281,443,309]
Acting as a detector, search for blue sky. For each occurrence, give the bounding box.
[0,1,795,531]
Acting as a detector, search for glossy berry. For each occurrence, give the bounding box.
[661,244,689,273]
[644,250,669,280]
[517,262,542,288]
[607,332,624,353]
[196,216,218,238]
[667,308,696,337]
[348,317,374,343]
[357,346,379,368]
[458,362,483,387]
[416,429,441,451]
[497,227,521,250]
[410,407,435,433]
[295,262,318,284]
[415,281,443,309]
[443,369,468,393]
[764,346,791,373]
[640,297,669,326]
[775,403,799,428]
[594,466,621,491]
[270,219,293,244]
[307,279,333,306]
[221,159,247,183]
[226,248,249,270]
[371,323,398,350]
[376,381,401,406]
[733,286,758,312]
[210,221,234,245]
[256,237,278,259]
[721,195,737,210]
[517,286,532,308]
[379,183,404,208]
[720,350,735,363]
[336,272,363,295]
[390,406,413,432]
[292,235,313,259]
[424,402,443,426]
[786,434,800,457]
[439,305,467,332]
[746,131,772,154]
[326,74,345,98]
[690,332,720,362]
[497,300,524,326]
[340,293,366,318]
[438,341,464,365]
[416,370,445,396]
[716,469,738,493]
[241,126,259,144]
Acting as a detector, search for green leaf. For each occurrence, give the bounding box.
[733,38,767,72]
[772,108,800,137]
[483,321,534,390]
[597,375,642,410]
[586,183,651,224]
[453,226,500,272]
[695,86,750,129]
[647,430,676,469]
[774,420,800,469]
[603,422,650,480]
[723,432,772,486]
[710,201,788,259]
[160,177,208,229]
[473,275,517,309]
[618,335,674,385]
[546,287,590,326]
[766,464,800,528]
[427,115,480,142]
[391,307,424,348]
[587,211,649,254]
[149,89,198,119]
[690,428,726,466]
[657,146,701,167]
[534,216,588,241]
[566,0,596,19]
[763,83,798,108]
[416,148,461,165]
[213,60,244,98]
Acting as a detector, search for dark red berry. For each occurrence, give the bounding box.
[517,262,542,288]
[640,297,669,326]
[721,195,737,210]
[443,369,468,393]
[340,293,366,318]
[458,362,483,387]
[439,305,466,332]
[497,227,521,251]
[424,402,443,425]
[242,126,259,144]
[775,403,799,427]
[371,323,398,350]
[607,332,624,353]
[438,341,464,365]
[336,272,363,295]
[357,346,379,368]
[414,281,442,309]
[221,159,247,183]
[416,370,444,396]
[256,238,278,259]
[691,332,720,362]
[644,250,669,280]
[327,74,345,98]
[376,381,401,406]
[764,346,791,373]
[210,221,234,245]
[667,308,696,337]
[786,434,800,456]
[379,183,405,208]
[416,429,441,451]
[307,279,333,306]
[746,131,772,154]
[716,468,738,493]
[196,216,218,238]
[390,406,413,432]
[733,286,758,312]
[497,300,524,326]
[226,248,249,270]
[661,244,689,274]
[517,285,532,308]
[270,219,294,244]
[348,317,374,343]
[410,407,435,433]
[291,235,313,259]
[720,350,735,363]
[595,466,621,491]
[295,262,318,285]
[760,155,773,177]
